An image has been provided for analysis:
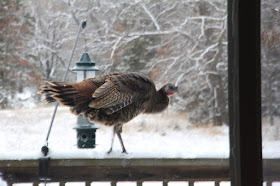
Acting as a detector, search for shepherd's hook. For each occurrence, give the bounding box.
[41,20,87,157]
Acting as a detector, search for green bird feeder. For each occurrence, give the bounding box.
[72,52,99,148]
[73,123,99,148]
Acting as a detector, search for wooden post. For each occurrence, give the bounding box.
[137,181,143,186]
[228,0,262,185]
[111,181,117,186]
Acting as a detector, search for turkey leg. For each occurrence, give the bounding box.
[107,124,127,154]
[116,130,127,154]
[107,128,116,154]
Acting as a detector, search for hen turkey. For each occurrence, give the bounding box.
[38,72,177,153]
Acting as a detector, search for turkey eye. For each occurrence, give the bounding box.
[168,85,174,90]
[169,85,178,92]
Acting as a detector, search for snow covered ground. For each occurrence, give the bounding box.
[0,106,230,159]
[0,106,280,186]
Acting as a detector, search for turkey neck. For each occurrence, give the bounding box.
[144,87,169,114]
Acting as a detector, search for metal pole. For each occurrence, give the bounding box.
[42,20,87,152]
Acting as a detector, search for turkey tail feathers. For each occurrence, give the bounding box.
[38,81,92,116]
[37,84,57,103]
[38,72,159,123]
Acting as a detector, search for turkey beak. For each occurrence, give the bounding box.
[174,86,178,93]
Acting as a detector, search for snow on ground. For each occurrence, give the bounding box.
[262,117,280,158]
[0,106,280,159]
[0,106,230,160]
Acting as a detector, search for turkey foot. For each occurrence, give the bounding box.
[107,147,113,154]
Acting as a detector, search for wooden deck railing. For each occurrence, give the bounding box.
[0,158,279,185]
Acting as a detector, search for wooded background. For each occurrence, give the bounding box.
[0,0,279,126]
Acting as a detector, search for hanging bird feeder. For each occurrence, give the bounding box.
[72,52,99,148]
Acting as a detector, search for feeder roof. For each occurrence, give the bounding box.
[72,52,99,71]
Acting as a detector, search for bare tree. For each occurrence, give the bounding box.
[27,0,72,80]
[24,0,228,124]
[261,0,280,125]
[0,0,38,108]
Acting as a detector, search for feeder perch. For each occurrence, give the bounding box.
[72,52,99,148]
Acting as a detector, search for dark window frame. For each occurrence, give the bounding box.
[228,0,263,185]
